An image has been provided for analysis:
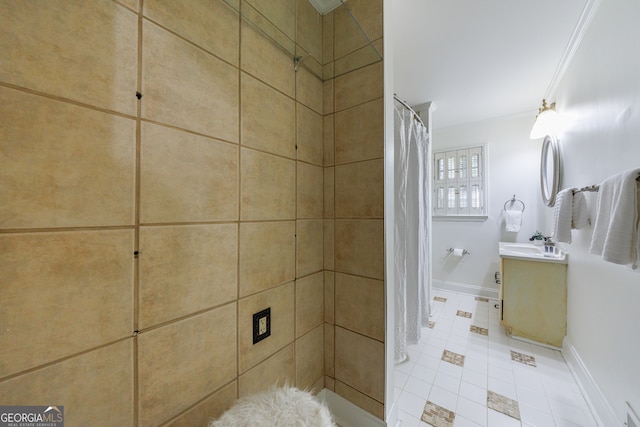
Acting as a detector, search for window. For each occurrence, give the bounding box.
[433,145,486,218]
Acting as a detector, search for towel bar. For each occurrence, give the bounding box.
[503,195,525,212]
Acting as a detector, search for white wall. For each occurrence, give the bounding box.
[432,114,544,294]
[549,0,640,422]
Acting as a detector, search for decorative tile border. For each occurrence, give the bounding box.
[470,325,488,336]
[510,350,537,367]
[475,296,489,302]
[428,321,435,329]
[422,401,455,427]
[456,310,472,319]
[434,296,447,303]
[487,390,521,420]
[441,349,465,367]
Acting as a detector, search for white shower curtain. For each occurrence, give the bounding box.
[394,99,431,364]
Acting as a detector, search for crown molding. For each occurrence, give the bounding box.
[545,0,602,99]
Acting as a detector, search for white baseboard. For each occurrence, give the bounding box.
[562,337,619,427]
[432,279,499,300]
[317,389,386,427]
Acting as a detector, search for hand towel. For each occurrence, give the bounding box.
[571,191,590,229]
[505,209,522,232]
[589,168,640,267]
[552,188,575,243]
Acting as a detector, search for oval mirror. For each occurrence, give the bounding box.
[540,134,560,206]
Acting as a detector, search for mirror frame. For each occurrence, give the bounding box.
[540,134,560,206]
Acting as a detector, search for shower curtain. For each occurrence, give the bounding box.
[394,99,431,364]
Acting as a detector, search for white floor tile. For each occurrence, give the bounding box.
[428,385,459,412]
[433,370,461,394]
[487,409,521,427]
[459,381,487,406]
[412,365,438,384]
[398,410,423,427]
[438,360,464,379]
[519,402,554,427]
[394,291,598,427]
[453,415,483,427]
[456,397,487,426]
[398,389,428,420]
[462,368,488,389]
[395,370,409,389]
[404,375,433,400]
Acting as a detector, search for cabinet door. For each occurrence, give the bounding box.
[501,258,567,347]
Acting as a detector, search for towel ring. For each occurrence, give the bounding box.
[504,195,525,212]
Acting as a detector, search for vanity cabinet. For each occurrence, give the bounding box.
[499,257,567,347]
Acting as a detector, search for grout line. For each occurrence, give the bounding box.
[133,1,144,425]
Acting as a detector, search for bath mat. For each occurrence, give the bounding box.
[210,386,336,427]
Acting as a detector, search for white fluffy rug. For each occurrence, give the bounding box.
[210,386,336,427]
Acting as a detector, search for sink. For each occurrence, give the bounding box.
[499,242,567,264]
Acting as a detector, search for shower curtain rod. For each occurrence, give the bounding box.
[394,94,426,128]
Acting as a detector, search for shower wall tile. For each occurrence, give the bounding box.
[296,219,324,277]
[324,323,335,377]
[246,0,296,40]
[334,98,384,164]
[322,12,334,65]
[324,80,335,115]
[296,325,325,390]
[324,271,335,323]
[138,303,237,427]
[0,230,133,378]
[140,122,238,224]
[334,61,383,112]
[239,221,295,297]
[324,115,335,167]
[0,0,137,115]
[142,21,239,142]
[335,380,384,419]
[296,67,324,115]
[143,0,239,66]
[115,0,138,12]
[165,381,237,427]
[334,326,384,402]
[296,103,324,165]
[323,167,335,218]
[335,159,384,218]
[0,340,134,427]
[296,272,324,338]
[335,273,384,341]
[296,0,323,63]
[334,39,383,79]
[241,148,296,220]
[297,162,324,218]
[238,282,295,373]
[323,219,335,270]
[241,73,296,159]
[333,0,382,60]
[138,224,238,329]
[241,21,295,98]
[335,219,384,280]
[238,344,295,398]
[0,87,136,229]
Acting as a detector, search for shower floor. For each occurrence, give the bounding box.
[394,290,598,427]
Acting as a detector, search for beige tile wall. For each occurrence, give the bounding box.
[323,0,386,419]
[0,0,370,425]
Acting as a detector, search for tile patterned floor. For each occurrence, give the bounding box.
[395,290,598,427]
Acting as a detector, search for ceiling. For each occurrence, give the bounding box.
[392,0,588,130]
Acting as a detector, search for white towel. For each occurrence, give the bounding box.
[505,209,522,232]
[589,168,640,267]
[552,188,575,243]
[571,191,590,229]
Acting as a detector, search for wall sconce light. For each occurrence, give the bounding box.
[530,99,559,139]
